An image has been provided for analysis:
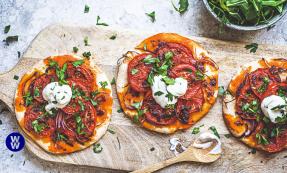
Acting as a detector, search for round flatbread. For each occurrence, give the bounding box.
[15,55,113,154]
[223,58,287,153]
[117,33,218,134]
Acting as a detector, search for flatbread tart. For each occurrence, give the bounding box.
[15,55,113,154]
[223,58,287,153]
[117,33,218,133]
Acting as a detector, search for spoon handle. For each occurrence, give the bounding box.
[132,154,188,173]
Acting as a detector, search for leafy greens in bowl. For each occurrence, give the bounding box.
[203,0,287,30]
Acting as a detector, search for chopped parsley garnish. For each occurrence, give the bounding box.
[75,114,85,135]
[107,127,116,134]
[34,87,40,97]
[133,109,145,123]
[73,46,79,53]
[56,63,68,85]
[270,127,281,138]
[72,84,85,98]
[209,126,220,138]
[23,92,33,106]
[256,133,269,145]
[84,5,90,13]
[99,81,108,89]
[13,75,19,80]
[90,99,98,107]
[78,100,85,111]
[91,90,100,98]
[72,60,84,67]
[3,35,18,45]
[117,108,123,113]
[165,92,174,102]
[4,25,10,34]
[131,68,139,75]
[142,55,160,64]
[224,134,231,138]
[245,43,258,53]
[146,11,156,22]
[111,77,116,85]
[191,124,204,134]
[271,104,287,110]
[242,100,260,115]
[109,34,117,40]
[56,132,67,141]
[93,143,103,153]
[195,70,205,80]
[82,51,91,59]
[131,102,142,110]
[218,86,225,96]
[162,76,175,85]
[154,91,164,96]
[84,36,89,46]
[275,115,287,123]
[31,120,46,133]
[257,77,269,93]
[172,0,189,14]
[147,71,155,85]
[96,16,109,26]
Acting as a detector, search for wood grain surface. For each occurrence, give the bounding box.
[0,25,287,172]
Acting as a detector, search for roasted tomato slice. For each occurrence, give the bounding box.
[169,64,197,81]
[176,83,204,123]
[62,98,81,114]
[181,82,203,100]
[128,53,153,92]
[236,76,260,120]
[265,130,287,153]
[156,42,195,65]
[30,74,55,103]
[66,62,95,90]
[75,101,97,143]
[249,68,279,100]
[24,105,55,137]
[142,91,176,125]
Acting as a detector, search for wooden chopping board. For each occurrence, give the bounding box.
[0,25,287,172]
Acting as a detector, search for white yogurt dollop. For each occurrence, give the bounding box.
[167,78,188,97]
[151,75,187,108]
[261,95,286,123]
[193,132,222,155]
[42,82,72,113]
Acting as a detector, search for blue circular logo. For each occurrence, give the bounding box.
[5,132,25,152]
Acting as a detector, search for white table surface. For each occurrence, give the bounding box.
[0,0,286,172]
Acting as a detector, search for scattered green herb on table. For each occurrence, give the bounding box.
[4,25,10,34]
[110,34,117,40]
[84,5,90,13]
[245,43,258,53]
[93,143,103,153]
[207,0,287,26]
[73,46,78,53]
[82,51,91,59]
[96,16,109,26]
[13,75,19,80]
[146,11,156,22]
[3,35,18,45]
[172,0,189,14]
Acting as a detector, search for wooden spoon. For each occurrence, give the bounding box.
[132,143,221,173]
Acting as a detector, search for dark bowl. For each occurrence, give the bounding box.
[203,0,287,31]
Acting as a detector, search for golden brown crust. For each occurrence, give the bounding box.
[117,33,219,134]
[223,58,287,153]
